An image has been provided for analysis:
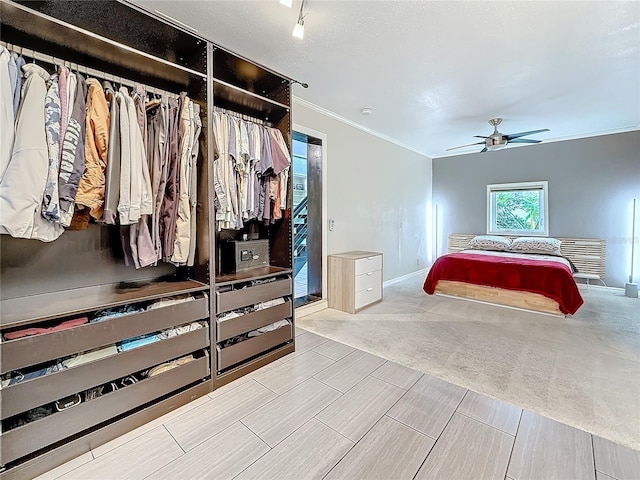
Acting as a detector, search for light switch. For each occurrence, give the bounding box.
[329,219,335,231]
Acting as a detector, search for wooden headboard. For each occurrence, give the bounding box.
[448,234,607,279]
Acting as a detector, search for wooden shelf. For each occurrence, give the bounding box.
[0,280,209,330]
[213,78,289,124]
[215,266,292,287]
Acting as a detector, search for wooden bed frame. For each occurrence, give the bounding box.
[434,234,607,316]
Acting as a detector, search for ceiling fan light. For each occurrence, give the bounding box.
[292,22,304,39]
[279,0,293,7]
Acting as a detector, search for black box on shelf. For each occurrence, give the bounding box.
[222,239,270,272]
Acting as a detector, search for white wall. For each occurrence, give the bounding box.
[293,100,432,281]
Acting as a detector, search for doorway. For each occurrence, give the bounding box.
[293,130,323,307]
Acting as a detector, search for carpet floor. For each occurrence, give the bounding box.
[297,273,640,451]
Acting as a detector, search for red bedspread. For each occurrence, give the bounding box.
[423,252,584,314]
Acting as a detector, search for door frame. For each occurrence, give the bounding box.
[292,123,328,301]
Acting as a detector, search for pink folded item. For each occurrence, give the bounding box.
[4,317,89,340]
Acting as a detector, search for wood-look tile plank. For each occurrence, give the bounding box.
[281,331,328,359]
[144,422,269,480]
[593,435,640,480]
[370,360,422,390]
[596,472,618,480]
[251,351,335,394]
[316,376,406,442]
[92,395,211,457]
[295,327,308,337]
[415,413,513,480]
[456,391,522,435]
[164,380,277,451]
[241,378,342,447]
[313,350,386,393]
[234,419,353,480]
[324,415,435,480]
[387,374,467,438]
[312,338,356,361]
[35,452,94,480]
[58,427,182,480]
[507,410,595,480]
[209,373,254,399]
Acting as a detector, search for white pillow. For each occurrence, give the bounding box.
[468,235,512,252]
[510,237,562,256]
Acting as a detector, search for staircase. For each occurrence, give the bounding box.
[293,196,308,277]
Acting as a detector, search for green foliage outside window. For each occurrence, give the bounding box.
[495,191,541,231]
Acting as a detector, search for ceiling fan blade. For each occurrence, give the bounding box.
[506,128,550,140]
[445,141,486,151]
[480,147,488,153]
[473,135,489,139]
[508,138,542,144]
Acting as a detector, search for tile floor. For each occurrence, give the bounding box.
[39,330,640,480]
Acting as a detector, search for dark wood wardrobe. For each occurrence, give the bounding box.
[0,1,295,477]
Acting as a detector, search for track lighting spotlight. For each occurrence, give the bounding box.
[279,0,292,7]
[292,0,307,40]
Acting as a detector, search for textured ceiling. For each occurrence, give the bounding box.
[133,0,640,157]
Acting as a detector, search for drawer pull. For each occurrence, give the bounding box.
[366,288,373,291]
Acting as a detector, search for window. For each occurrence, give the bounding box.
[487,181,548,236]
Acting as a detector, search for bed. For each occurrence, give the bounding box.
[423,234,606,316]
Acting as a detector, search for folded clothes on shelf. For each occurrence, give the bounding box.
[91,305,144,323]
[147,294,195,310]
[143,355,195,377]
[247,319,289,337]
[117,334,159,352]
[157,321,205,339]
[62,345,118,368]
[3,317,88,340]
[0,361,66,388]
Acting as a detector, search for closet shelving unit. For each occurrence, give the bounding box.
[0,1,213,478]
[211,47,295,387]
[0,0,297,477]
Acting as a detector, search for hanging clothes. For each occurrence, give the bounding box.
[160,95,182,262]
[42,73,62,222]
[70,78,110,229]
[171,96,195,265]
[58,73,87,228]
[187,103,202,267]
[102,81,120,225]
[12,53,25,118]
[0,64,64,242]
[0,46,14,182]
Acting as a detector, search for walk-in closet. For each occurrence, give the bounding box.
[0,1,295,478]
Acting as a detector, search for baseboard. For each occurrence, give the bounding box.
[383,268,429,288]
[295,299,328,318]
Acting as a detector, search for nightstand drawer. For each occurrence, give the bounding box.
[355,286,382,310]
[355,269,382,293]
[355,255,382,276]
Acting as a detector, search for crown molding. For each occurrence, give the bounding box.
[292,96,429,158]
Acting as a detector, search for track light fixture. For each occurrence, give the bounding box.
[292,0,307,40]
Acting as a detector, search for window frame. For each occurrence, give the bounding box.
[486,181,549,237]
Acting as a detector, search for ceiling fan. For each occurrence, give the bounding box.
[447,118,549,153]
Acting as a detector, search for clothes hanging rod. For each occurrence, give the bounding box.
[1,41,181,100]
[212,77,290,111]
[2,0,208,80]
[213,106,271,126]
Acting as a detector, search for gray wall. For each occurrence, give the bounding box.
[293,102,432,281]
[433,130,640,288]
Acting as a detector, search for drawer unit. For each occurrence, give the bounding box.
[1,326,210,419]
[1,355,210,465]
[216,277,292,314]
[329,251,383,314]
[216,322,292,371]
[217,300,292,342]
[1,295,209,374]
